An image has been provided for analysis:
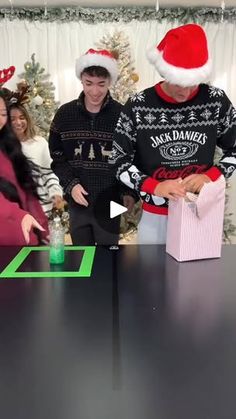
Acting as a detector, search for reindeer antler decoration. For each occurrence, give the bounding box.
[0,66,15,86]
[0,66,30,105]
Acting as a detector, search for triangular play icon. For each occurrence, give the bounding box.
[110,201,127,219]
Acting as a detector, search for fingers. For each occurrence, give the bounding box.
[32,218,45,231]
[171,184,186,197]
[52,195,63,204]
[181,174,196,185]
[23,228,30,244]
[76,193,89,206]
[22,214,45,245]
[182,174,210,193]
[154,180,186,199]
[72,185,89,206]
[166,193,178,200]
[78,198,89,206]
[184,180,201,193]
[80,186,88,195]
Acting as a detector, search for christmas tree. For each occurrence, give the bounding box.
[18,53,58,137]
[96,30,139,104]
[88,144,95,160]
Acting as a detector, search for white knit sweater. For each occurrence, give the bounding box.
[21,135,63,215]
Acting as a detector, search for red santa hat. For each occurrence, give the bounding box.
[76,48,118,84]
[147,24,212,87]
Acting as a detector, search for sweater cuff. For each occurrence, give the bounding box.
[205,166,222,181]
[65,179,80,195]
[48,185,63,199]
[141,177,160,194]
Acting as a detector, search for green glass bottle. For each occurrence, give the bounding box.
[49,216,65,264]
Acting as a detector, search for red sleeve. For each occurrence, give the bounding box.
[205,166,222,181]
[0,193,28,245]
[141,177,160,195]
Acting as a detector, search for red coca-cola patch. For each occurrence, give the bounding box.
[153,164,208,180]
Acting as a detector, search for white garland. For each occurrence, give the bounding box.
[0,6,235,23]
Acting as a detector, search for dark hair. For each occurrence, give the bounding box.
[9,103,36,140]
[0,94,38,199]
[0,177,22,207]
[81,66,111,79]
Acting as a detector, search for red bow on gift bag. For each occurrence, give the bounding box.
[0,66,15,86]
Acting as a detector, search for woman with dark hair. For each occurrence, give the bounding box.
[0,94,49,245]
[10,103,63,216]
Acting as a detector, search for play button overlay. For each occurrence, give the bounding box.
[93,184,141,237]
[93,185,125,235]
[110,201,127,219]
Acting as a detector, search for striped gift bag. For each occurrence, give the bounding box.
[166,176,226,262]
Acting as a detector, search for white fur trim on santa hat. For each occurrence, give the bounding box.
[76,53,118,84]
[147,47,212,87]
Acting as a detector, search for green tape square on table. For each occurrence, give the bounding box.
[0,246,96,278]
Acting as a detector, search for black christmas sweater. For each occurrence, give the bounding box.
[49,92,125,206]
[109,83,236,215]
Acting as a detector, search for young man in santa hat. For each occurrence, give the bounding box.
[49,49,135,245]
[109,23,236,244]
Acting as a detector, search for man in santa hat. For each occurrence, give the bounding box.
[49,48,135,245]
[109,23,236,244]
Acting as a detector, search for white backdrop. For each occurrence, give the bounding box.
[1,19,236,105]
[1,17,236,239]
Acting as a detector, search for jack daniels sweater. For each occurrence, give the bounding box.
[49,92,135,207]
[109,83,236,215]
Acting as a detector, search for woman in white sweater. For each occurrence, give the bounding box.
[10,104,63,216]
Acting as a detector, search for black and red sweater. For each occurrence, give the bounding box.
[110,83,236,215]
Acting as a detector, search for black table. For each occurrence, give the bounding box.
[0,245,236,419]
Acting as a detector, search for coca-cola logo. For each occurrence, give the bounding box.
[153,164,208,180]
[159,142,199,161]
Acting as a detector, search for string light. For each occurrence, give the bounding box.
[44,0,48,17]
[221,0,225,22]
[8,0,13,12]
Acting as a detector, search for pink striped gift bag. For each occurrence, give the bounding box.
[166,176,226,262]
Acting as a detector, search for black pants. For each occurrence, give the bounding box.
[69,203,120,246]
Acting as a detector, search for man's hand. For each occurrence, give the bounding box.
[71,184,89,206]
[21,214,45,244]
[154,178,186,200]
[52,195,64,209]
[123,195,135,213]
[181,174,211,193]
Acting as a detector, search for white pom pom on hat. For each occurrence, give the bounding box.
[76,48,118,84]
[147,24,212,87]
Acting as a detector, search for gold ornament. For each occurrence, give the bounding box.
[131,73,139,83]
[32,87,38,95]
[44,98,52,107]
